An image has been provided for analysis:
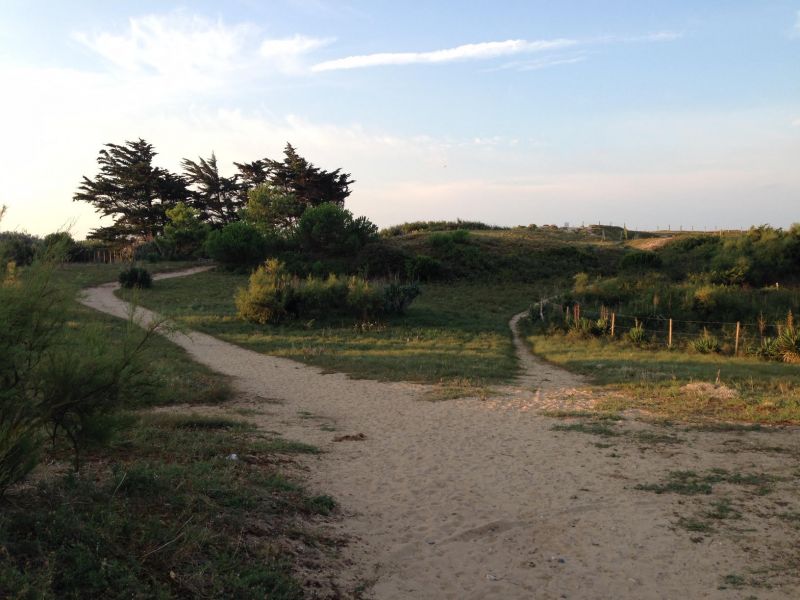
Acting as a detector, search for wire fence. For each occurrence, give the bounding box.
[531,295,797,357]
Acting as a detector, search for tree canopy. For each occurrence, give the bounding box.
[75,140,356,243]
[181,153,241,225]
[74,139,187,241]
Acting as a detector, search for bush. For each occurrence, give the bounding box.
[295,203,377,256]
[118,267,152,289]
[382,282,421,315]
[429,229,470,248]
[42,232,79,261]
[1,247,156,491]
[354,241,410,278]
[627,321,646,345]
[235,259,295,324]
[236,260,420,324]
[405,254,443,281]
[691,329,721,354]
[205,222,267,267]
[163,202,209,258]
[0,231,40,267]
[775,313,800,363]
[621,251,662,271]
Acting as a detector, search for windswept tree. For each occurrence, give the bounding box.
[235,144,354,221]
[74,139,187,241]
[266,143,354,209]
[181,152,241,225]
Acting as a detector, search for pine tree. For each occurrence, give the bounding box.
[181,152,241,225]
[74,139,187,241]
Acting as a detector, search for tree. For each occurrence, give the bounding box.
[296,203,377,256]
[266,143,354,210]
[244,184,303,231]
[163,202,210,257]
[235,144,354,223]
[74,139,188,241]
[181,152,241,225]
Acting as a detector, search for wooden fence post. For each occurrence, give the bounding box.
[735,321,741,356]
[610,313,615,337]
[668,319,673,349]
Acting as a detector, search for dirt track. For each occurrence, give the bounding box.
[81,268,800,599]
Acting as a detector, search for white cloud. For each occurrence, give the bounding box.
[796,10,800,33]
[488,55,586,72]
[312,38,577,72]
[259,34,334,74]
[311,30,681,72]
[74,13,329,79]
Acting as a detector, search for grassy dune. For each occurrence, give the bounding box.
[123,268,550,386]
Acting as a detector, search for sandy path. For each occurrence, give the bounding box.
[81,269,799,599]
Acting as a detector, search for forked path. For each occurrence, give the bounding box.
[81,269,795,599]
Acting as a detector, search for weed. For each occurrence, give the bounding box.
[676,517,715,533]
[551,422,620,437]
[636,469,776,496]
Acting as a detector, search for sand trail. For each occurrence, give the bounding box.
[80,268,799,599]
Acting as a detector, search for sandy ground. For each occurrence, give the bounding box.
[81,269,800,599]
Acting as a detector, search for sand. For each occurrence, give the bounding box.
[81,268,800,599]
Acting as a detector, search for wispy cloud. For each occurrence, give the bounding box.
[74,13,330,79]
[312,31,681,72]
[311,38,577,72]
[488,55,586,73]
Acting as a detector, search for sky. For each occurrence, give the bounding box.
[0,0,798,237]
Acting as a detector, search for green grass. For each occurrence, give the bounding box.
[635,469,776,496]
[0,415,328,599]
[0,262,331,599]
[121,268,552,385]
[523,325,800,423]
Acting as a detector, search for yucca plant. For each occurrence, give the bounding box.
[775,311,800,363]
[691,328,721,354]
[627,319,646,345]
[749,337,778,360]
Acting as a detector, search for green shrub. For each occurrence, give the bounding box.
[163,202,210,257]
[429,229,470,248]
[42,232,79,261]
[345,276,383,319]
[627,320,646,345]
[382,282,421,315]
[354,241,410,278]
[118,266,152,289]
[236,260,420,324]
[235,259,294,324]
[621,250,662,271]
[775,312,800,363]
[205,221,267,267]
[749,337,778,360]
[405,254,442,281]
[0,231,40,266]
[295,203,377,256]
[691,329,721,354]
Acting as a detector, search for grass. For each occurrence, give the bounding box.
[121,268,554,386]
[635,469,776,496]
[522,323,800,423]
[0,262,332,599]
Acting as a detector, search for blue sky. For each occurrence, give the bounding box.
[1,1,798,236]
